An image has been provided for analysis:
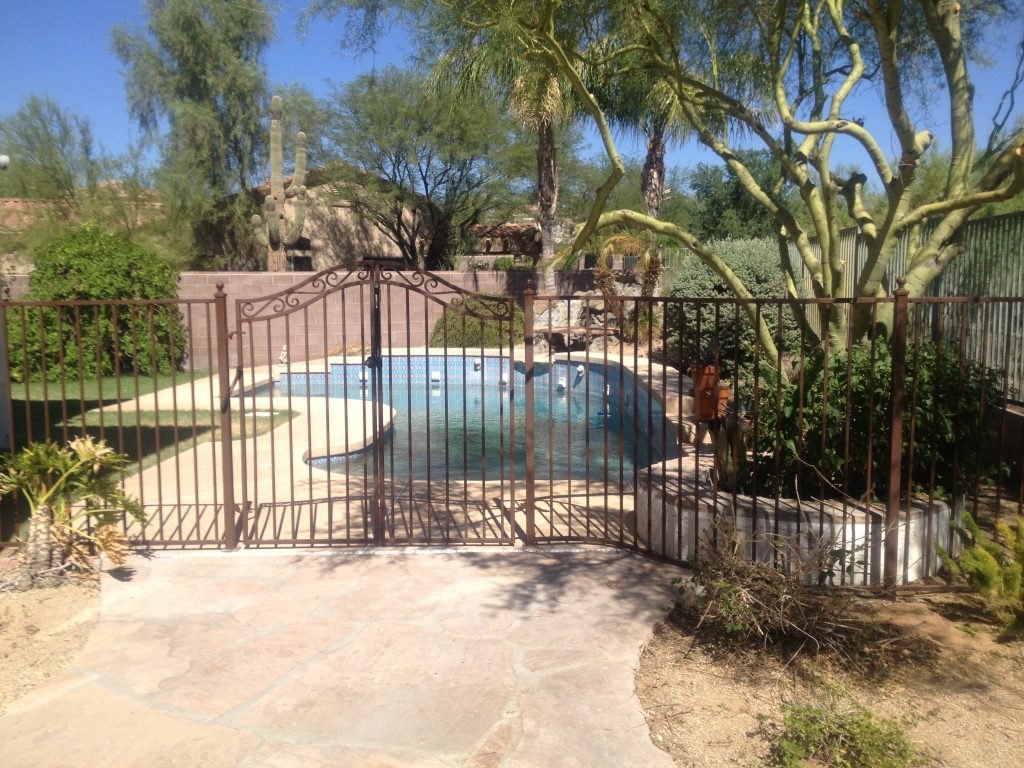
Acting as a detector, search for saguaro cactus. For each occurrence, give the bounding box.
[252,95,307,271]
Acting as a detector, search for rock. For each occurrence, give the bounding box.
[532,336,551,358]
[536,290,628,352]
[588,335,621,355]
[677,582,698,610]
[535,298,583,330]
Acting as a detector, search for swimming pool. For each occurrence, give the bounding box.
[272,355,677,483]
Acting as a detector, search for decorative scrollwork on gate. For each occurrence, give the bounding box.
[236,262,517,324]
[238,266,369,320]
[377,267,514,322]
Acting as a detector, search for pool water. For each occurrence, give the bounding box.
[276,356,676,484]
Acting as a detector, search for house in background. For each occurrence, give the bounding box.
[463,222,542,269]
[281,187,404,271]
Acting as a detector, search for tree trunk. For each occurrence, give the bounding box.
[641,124,667,220]
[425,217,452,271]
[537,120,559,293]
[18,504,62,590]
[641,124,667,296]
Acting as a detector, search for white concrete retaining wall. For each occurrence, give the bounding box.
[636,459,962,584]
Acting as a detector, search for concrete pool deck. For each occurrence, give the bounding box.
[0,549,681,767]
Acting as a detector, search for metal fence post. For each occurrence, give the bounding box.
[214,283,238,550]
[369,267,386,545]
[523,284,536,546]
[884,278,909,588]
[0,298,11,454]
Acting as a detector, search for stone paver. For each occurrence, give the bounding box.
[1,548,680,768]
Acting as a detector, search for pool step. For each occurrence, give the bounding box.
[674,394,710,447]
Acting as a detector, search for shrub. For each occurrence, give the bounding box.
[491,256,515,271]
[9,224,185,381]
[750,337,1003,501]
[429,294,524,349]
[663,238,800,367]
[678,520,854,652]
[761,698,927,768]
[939,512,1024,636]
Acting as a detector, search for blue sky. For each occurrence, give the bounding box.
[0,1,412,150]
[1,1,1022,178]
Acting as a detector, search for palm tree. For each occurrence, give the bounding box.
[431,21,578,291]
[509,68,572,289]
[577,58,689,298]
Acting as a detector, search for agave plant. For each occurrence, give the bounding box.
[0,436,144,589]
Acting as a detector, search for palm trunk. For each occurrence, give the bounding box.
[641,124,667,219]
[641,123,667,296]
[537,120,558,293]
[18,504,62,589]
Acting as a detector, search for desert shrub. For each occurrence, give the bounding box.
[749,337,1003,501]
[9,224,185,381]
[663,238,800,367]
[939,512,1024,636]
[428,294,524,349]
[761,698,927,768]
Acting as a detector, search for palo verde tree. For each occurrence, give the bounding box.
[112,0,272,267]
[0,96,99,217]
[0,97,193,270]
[427,1,1024,360]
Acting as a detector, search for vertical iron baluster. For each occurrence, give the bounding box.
[884,281,909,588]
[322,289,333,543]
[507,300,516,546]
[442,304,451,541]
[214,285,237,550]
[524,287,536,546]
[166,304,183,544]
[55,308,69,445]
[584,298,592,540]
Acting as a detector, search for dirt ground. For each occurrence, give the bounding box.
[0,572,99,716]
[636,593,1024,767]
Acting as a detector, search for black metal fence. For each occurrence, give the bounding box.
[2,267,1021,587]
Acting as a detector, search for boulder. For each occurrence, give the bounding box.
[535,298,583,330]
[588,335,621,355]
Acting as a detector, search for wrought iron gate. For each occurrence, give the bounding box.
[231,263,519,547]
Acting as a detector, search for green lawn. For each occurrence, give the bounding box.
[11,371,211,404]
[8,372,212,448]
